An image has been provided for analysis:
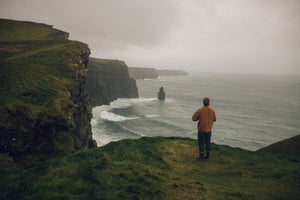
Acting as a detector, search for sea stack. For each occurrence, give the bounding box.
[158,87,166,100]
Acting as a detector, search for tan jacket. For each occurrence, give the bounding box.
[192,106,216,132]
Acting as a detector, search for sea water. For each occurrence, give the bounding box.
[91,73,300,151]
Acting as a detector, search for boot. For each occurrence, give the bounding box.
[205,152,210,160]
[199,152,204,161]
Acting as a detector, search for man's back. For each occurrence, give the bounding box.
[192,106,216,133]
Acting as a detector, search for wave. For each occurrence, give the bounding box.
[100,110,139,122]
[92,97,159,122]
[145,114,159,118]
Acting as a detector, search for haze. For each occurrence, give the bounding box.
[1,0,300,74]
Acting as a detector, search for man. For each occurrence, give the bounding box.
[192,97,216,161]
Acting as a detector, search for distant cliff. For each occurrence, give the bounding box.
[128,67,188,80]
[0,19,96,165]
[128,67,158,79]
[156,69,189,76]
[87,58,139,106]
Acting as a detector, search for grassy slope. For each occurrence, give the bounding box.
[0,19,90,162]
[257,134,300,157]
[0,19,87,117]
[0,19,68,42]
[0,39,88,117]
[1,137,299,200]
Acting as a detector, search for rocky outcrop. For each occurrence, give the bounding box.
[158,87,166,100]
[0,19,96,165]
[69,51,96,151]
[87,58,139,107]
[128,67,158,80]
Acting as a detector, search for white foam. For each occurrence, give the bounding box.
[122,126,145,137]
[100,110,139,122]
[145,114,159,118]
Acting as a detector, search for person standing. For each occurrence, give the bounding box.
[192,97,216,161]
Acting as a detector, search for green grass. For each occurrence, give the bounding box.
[0,40,88,117]
[0,19,67,42]
[1,137,299,200]
[0,18,90,163]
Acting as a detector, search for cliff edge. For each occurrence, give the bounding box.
[87,58,139,106]
[1,137,298,199]
[128,67,189,80]
[0,19,96,164]
[257,134,300,157]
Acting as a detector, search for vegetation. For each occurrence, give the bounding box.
[1,137,299,200]
[257,134,300,157]
[0,19,68,42]
[0,19,92,164]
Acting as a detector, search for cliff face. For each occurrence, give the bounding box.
[87,58,139,106]
[128,67,158,80]
[156,69,189,76]
[0,19,96,164]
[128,67,189,80]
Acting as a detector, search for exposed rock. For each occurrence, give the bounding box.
[158,87,166,100]
[0,19,96,165]
[87,58,139,107]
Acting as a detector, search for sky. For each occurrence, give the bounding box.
[1,0,300,74]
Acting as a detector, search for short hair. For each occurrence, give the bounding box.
[203,97,210,106]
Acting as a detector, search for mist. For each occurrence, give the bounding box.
[1,0,300,74]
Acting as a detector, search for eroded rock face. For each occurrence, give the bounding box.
[158,87,166,100]
[69,50,96,151]
[0,19,96,165]
[0,49,96,164]
[87,58,139,107]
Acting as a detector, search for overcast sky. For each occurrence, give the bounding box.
[1,0,300,74]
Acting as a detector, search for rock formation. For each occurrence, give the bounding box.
[0,19,96,164]
[87,58,139,107]
[158,87,166,100]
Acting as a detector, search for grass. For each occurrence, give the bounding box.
[1,137,299,200]
[0,40,88,117]
[0,18,68,42]
[0,18,90,163]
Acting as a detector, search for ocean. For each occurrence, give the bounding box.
[91,73,300,151]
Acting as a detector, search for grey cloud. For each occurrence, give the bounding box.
[1,0,299,74]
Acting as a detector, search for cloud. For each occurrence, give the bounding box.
[1,0,299,74]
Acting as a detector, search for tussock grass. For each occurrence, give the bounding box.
[1,137,299,200]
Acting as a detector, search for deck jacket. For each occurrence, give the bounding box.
[192,106,216,133]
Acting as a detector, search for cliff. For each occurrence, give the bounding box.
[0,19,96,165]
[128,67,189,80]
[156,69,189,76]
[87,58,139,106]
[128,67,158,79]
[257,134,300,157]
[1,137,299,199]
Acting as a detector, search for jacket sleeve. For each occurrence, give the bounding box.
[192,110,200,121]
[213,110,216,122]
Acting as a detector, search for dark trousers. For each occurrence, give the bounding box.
[198,131,211,153]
